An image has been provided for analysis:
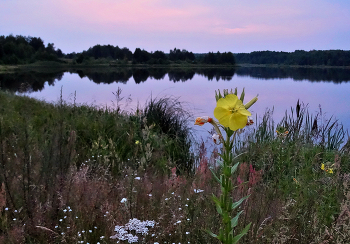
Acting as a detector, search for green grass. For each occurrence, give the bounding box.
[0,90,349,243]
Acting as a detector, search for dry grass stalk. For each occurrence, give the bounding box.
[0,183,6,213]
[35,226,59,236]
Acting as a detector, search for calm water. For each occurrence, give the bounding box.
[1,66,350,143]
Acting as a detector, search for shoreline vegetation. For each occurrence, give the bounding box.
[1,62,350,74]
[1,34,350,74]
[0,88,350,243]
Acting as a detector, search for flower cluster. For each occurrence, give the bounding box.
[276,126,289,138]
[321,162,334,174]
[110,218,156,243]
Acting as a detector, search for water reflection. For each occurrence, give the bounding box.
[2,66,350,93]
[1,66,349,145]
[0,71,64,92]
[236,67,350,83]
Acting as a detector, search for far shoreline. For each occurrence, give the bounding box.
[1,61,350,74]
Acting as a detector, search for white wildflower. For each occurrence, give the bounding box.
[194,189,204,193]
[212,134,221,144]
[111,218,156,243]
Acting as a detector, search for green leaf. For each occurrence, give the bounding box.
[231,210,244,228]
[231,162,240,175]
[211,194,221,206]
[231,195,250,210]
[233,152,246,160]
[232,222,251,244]
[240,88,245,103]
[218,229,225,241]
[225,127,234,138]
[205,229,218,239]
[216,204,223,215]
[209,168,222,184]
[216,159,224,167]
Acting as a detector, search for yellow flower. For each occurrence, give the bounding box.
[214,94,251,131]
[321,163,334,174]
[135,140,140,145]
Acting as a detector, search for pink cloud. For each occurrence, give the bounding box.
[1,0,350,53]
[52,0,212,33]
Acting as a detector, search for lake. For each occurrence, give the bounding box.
[1,66,350,145]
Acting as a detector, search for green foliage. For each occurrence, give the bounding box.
[0,90,194,175]
[169,48,195,62]
[235,50,350,66]
[142,96,195,173]
[202,51,236,65]
[234,102,350,242]
[0,90,349,243]
[0,35,62,64]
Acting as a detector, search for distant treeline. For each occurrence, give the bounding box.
[74,46,235,65]
[0,35,235,65]
[1,35,350,66]
[235,50,350,66]
[0,35,64,64]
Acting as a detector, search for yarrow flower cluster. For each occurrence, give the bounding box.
[110,218,156,243]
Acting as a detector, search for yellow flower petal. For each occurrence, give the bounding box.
[228,112,249,131]
[238,107,252,116]
[214,107,231,127]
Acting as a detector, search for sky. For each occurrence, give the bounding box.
[1,0,350,54]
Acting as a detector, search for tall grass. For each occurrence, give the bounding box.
[234,101,350,243]
[0,91,349,243]
[142,96,194,173]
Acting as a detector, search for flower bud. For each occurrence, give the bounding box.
[244,96,258,110]
[212,134,221,144]
[194,116,212,126]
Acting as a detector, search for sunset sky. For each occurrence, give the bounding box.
[1,0,349,54]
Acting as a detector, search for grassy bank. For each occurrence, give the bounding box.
[1,60,349,75]
[0,59,240,73]
[0,91,350,243]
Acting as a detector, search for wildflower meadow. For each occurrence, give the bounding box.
[0,88,349,243]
